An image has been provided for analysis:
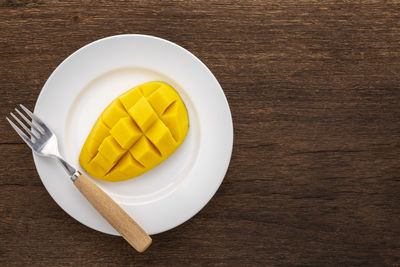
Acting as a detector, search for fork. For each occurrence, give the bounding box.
[7,104,152,252]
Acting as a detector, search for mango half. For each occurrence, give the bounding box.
[79,82,189,182]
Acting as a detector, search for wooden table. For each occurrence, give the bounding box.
[1,1,399,266]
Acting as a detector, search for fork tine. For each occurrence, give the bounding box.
[15,108,44,134]
[19,104,49,132]
[10,112,39,139]
[6,117,34,148]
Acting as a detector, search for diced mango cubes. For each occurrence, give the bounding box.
[128,97,158,132]
[110,117,142,149]
[79,82,189,182]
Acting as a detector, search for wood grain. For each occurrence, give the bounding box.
[74,173,152,253]
[1,0,399,266]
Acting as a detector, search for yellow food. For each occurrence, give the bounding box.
[79,81,189,182]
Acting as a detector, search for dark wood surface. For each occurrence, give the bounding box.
[1,0,399,266]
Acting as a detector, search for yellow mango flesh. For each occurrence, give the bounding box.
[79,82,189,182]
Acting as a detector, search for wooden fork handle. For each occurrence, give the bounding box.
[73,172,152,252]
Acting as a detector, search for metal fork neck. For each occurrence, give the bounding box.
[55,156,76,177]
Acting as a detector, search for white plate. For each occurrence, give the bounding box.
[33,34,233,235]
